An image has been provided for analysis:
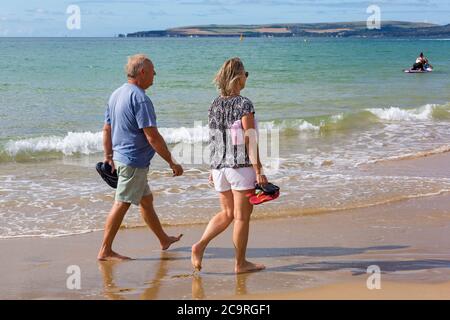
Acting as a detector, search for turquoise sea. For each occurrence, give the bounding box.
[0,37,449,238]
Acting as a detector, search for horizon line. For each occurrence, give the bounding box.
[1,20,448,38]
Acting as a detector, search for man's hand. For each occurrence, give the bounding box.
[104,156,116,173]
[170,163,183,177]
[144,127,183,176]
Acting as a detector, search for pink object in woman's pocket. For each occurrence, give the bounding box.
[230,120,244,145]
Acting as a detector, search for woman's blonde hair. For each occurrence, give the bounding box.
[213,57,245,96]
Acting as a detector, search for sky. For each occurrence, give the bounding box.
[0,0,449,37]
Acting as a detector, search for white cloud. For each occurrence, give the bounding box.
[26,8,63,16]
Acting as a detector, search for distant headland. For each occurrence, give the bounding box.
[123,21,450,38]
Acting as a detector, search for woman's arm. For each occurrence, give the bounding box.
[242,113,268,186]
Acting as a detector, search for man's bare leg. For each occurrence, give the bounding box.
[140,193,182,250]
[98,201,132,261]
[191,190,234,271]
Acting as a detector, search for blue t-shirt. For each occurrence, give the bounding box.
[105,83,157,168]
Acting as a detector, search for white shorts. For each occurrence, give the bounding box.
[211,167,256,192]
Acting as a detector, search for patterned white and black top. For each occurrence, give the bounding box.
[208,95,255,169]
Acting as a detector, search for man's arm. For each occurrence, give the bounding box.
[143,127,183,176]
[102,123,115,172]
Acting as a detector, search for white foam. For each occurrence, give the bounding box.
[367,144,450,164]
[367,104,436,121]
[157,119,320,144]
[2,102,446,158]
[5,131,103,156]
[298,120,320,131]
[4,127,209,156]
[160,119,322,144]
[158,125,208,144]
[260,119,320,131]
[331,114,344,122]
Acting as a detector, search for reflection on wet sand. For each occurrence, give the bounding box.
[191,272,253,299]
[98,251,257,300]
[98,252,170,300]
[191,274,205,300]
[97,261,128,300]
[140,253,170,300]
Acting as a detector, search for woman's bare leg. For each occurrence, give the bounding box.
[191,190,234,271]
[232,189,265,274]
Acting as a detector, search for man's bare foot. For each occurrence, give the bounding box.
[191,243,205,272]
[235,261,266,274]
[97,250,132,261]
[161,234,183,251]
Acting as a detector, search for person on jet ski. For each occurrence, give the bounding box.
[412,52,425,71]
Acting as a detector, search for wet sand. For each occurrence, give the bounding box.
[229,280,450,300]
[0,153,449,300]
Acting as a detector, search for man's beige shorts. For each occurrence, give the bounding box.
[115,161,151,206]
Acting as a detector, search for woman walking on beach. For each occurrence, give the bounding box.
[191,57,268,274]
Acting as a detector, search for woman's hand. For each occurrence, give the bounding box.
[257,173,268,187]
[208,171,214,187]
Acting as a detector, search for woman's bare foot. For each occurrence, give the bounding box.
[235,260,266,274]
[191,243,206,271]
[97,250,132,261]
[161,234,183,250]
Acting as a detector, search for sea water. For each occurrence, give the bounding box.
[0,37,449,238]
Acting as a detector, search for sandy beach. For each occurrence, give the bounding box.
[1,153,449,300]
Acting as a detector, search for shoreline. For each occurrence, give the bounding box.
[2,150,449,241]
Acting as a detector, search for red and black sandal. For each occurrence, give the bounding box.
[247,183,280,205]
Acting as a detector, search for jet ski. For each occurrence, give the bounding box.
[404,64,433,73]
[403,67,433,73]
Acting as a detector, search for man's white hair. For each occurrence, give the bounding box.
[125,54,151,78]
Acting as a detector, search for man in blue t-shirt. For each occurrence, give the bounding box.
[98,54,183,261]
